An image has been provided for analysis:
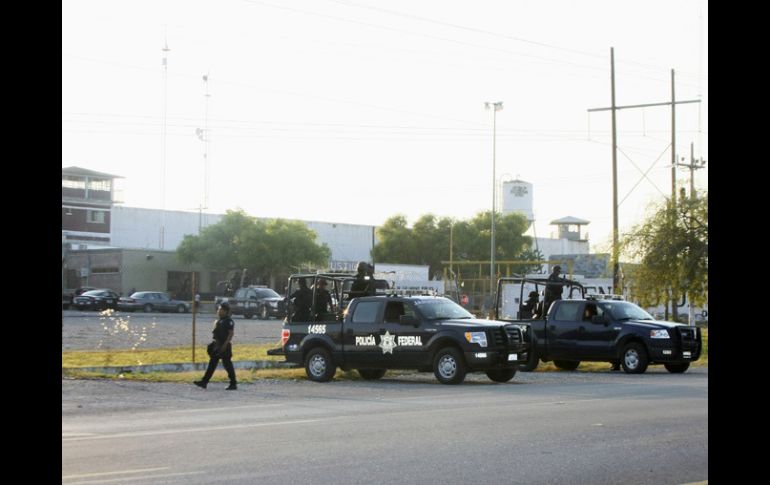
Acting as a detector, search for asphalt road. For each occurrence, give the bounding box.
[62,368,708,484]
[62,310,283,351]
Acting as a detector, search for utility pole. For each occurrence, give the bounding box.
[676,142,706,327]
[203,73,211,229]
[676,142,706,199]
[587,50,700,296]
[671,69,677,205]
[484,101,503,313]
[160,34,170,250]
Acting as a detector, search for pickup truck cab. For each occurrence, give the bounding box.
[270,274,529,384]
[495,277,702,374]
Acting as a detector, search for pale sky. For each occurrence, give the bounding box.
[62,0,708,252]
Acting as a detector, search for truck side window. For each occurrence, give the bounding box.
[553,301,581,321]
[351,302,382,324]
[582,303,598,321]
[384,302,404,323]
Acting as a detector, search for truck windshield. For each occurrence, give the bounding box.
[416,299,474,320]
[600,302,654,321]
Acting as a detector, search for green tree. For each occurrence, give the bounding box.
[372,211,534,279]
[619,192,708,319]
[177,210,330,289]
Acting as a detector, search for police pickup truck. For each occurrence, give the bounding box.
[269,273,529,384]
[495,277,702,374]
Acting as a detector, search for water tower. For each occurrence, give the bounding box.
[501,178,534,222]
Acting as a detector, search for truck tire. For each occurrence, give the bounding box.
[433,347,467,384]
[519,345,540,372]
[259,306,269,320]
[357,369,386,380]
[553,360,580,371]
[485,368,517,383]
[305,347,336,382]
[621,342,649,374]
[664,362,690,373]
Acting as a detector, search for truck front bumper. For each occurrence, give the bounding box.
[464,346,528,370]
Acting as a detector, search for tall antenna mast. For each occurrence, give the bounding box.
[160,31,170,249]
[203,72,210,228]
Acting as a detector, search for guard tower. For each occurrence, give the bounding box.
[550,216,590,241]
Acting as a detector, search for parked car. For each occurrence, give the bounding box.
[228,286,287,320]
[62,286,97,310]
[117,291,190,313]
[72,289,120,311]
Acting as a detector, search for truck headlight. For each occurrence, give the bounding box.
[650,329,670,339]
[269,301,278,307]
[465,332,488,347]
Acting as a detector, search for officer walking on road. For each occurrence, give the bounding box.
[194,301,237,390]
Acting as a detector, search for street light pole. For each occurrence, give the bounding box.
[485,101,503,313]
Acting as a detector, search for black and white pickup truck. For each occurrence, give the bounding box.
[495,277,703,374]
[269,274,530,384]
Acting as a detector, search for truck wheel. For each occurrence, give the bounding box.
[664,362,690,373]
[553,360,580,371]
[519,345,540,372]
[259,306,269,320]
[305,347,336,382]
[357,369,386,380]
[485,368,516,383]
[433,347,467,384]
[621,342,649,374]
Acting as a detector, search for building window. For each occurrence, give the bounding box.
[87,210,106,224]
[87,179,111,192]
[91,267,119,274]
[62,176,86,189]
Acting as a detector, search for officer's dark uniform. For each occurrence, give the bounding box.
[289,283,313,322]
[195,304,237,390]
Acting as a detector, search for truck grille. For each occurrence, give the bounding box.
[491,326,523,347]
[677,326,700,351]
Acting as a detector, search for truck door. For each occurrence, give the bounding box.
[343,300,385,366]
[380,300,425,366]
[580,302,618,359]
[547,301,584,359]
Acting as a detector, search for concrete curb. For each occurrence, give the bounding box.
[64,360,299,375]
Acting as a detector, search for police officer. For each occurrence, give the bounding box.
[194,301,237,390]
[289,278,313,322]
[350,261,375,298]
[543,265,574,316]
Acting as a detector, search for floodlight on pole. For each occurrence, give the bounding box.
[484,101,503,313]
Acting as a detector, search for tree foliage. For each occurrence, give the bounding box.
[372,211,535,279]
[619,192,708,315]
[177,210,330,287]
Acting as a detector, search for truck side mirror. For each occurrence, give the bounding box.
[591,315,608,324]
[399,315,419,326]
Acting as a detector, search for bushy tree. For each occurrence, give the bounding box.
[177,210,330,289]
[619,192,708,319]
[372,211,534,279]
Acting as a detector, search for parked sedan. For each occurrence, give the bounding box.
[117,291,190,313]
[72,289,120,311]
